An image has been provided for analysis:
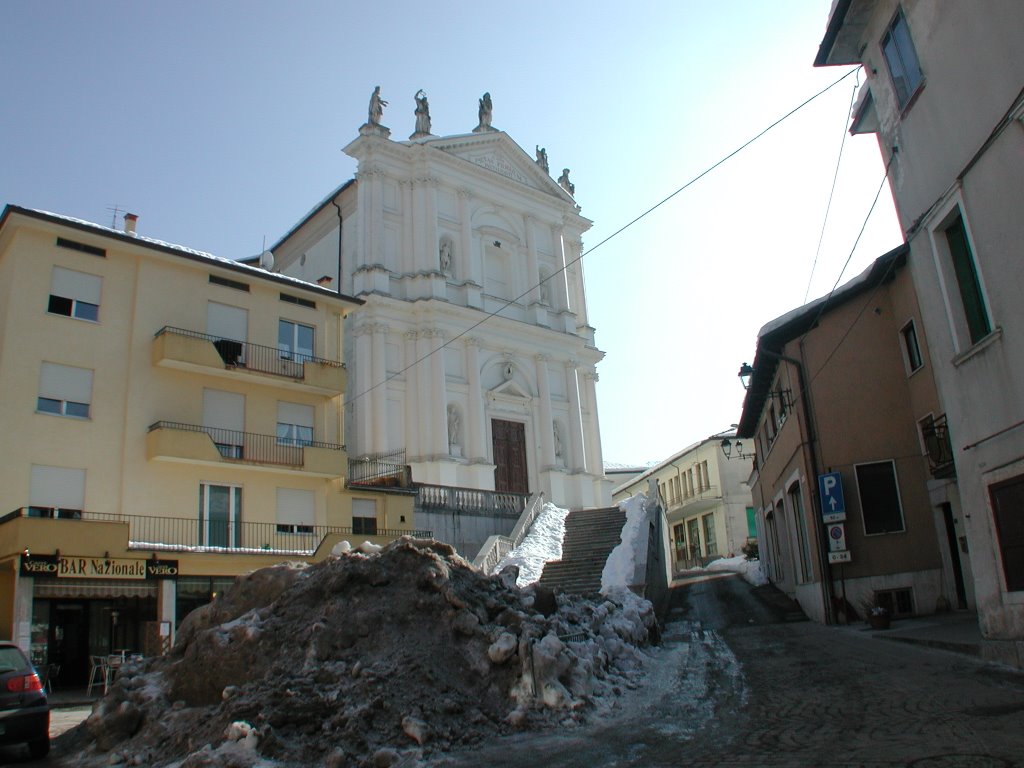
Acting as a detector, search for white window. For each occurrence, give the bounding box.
[206,302,248,365]
[37,362,92,418]
[277,402,314,447]
[203,389,245,458]
[276,488,315,534]
[278,319,315,363]
[48,267,101,321]
[198,483,242,548]
[881,7,924,109]
[352,498,378,535]
[30,465,85,518]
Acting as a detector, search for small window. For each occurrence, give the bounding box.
[352,498,378,536]
[209,274,250,292]
[280,293,316,309]
[856,460,906,535]
[277,402,314,447]
[48,266,102,322]
[945,214,991,345]
[901,320,923,372]
[279,319,315,363]
[37,362,92,418]
[881,8,924,108]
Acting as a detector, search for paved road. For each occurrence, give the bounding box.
[0,706,90,765]
[432,572,1024,767]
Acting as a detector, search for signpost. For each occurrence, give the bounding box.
[818,471,846,523]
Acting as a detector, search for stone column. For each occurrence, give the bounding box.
[425,178,439,269]
[371,323,389,453]
[367,167,384,266]
[465,337,486,462]
[582,369,604,477]
[524,216,540,304]
[415,330,434,454]
[413,178,428,273]
[404,331,420,460]
[565,360,586,473]
[458,189,476,284]
[550,224,570,312]
[535,353,555,468]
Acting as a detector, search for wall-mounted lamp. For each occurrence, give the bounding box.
[721,437,754,461]
[738,362,754,390]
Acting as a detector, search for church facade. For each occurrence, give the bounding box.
[270,92,611,510]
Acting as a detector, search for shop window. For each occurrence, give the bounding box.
[855,460,906,535]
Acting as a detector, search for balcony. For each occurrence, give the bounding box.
[1,508,431,556]
[922,414,956,479]
[414,484,528,517]
[666,485,722,516]
[152,327,346,395]
[347,449,413,490]
[146,421,346,477]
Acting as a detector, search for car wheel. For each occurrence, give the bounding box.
[28,737,50,758]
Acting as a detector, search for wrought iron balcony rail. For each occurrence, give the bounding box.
[148,421,343,467]
[348,449,411,488]
[415,484,528,517]
[921,414,956,479]
[155,326,344,377]
[2,508,431,554]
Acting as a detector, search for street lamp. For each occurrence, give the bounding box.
[720,437,754,460]
[738,362,754,390]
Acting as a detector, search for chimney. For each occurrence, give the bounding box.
[123,213,138,236]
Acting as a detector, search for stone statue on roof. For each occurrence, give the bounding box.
[558,168,575,196]
[411,90,432,139]
[474,92,494,132]
[360,85,390,137]
[535,146,549,174]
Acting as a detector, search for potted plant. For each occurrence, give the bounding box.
[860,596,891,630]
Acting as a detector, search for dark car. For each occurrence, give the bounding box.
[0,642,50,758]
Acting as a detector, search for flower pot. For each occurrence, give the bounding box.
[868,613,891,630]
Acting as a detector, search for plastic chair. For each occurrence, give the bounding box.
[87,655,107,696]
[42,663,60,693]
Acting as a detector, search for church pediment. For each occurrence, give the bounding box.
[488,378,531,401]
[432,133,572,202]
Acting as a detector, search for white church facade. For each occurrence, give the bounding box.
[269,91,611,511]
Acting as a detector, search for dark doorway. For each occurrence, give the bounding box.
[50,600,90,686]
[940,503,968,609]
[492,419,528,493]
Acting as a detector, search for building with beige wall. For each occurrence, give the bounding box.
[737,245,963,625]
[613,436,755,575]
[815,0,1024,665]
[0,206,417,686]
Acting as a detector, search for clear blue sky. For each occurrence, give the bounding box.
[1,1,902,466]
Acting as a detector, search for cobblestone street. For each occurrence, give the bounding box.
[433,574,1024,768]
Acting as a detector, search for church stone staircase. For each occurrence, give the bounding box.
[538,507,626,596]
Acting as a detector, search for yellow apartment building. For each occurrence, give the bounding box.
[0,206,418,686]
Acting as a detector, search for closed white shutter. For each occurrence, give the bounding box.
[276,488,315,526]
[30,465,86,509]
[51,267,102,304]
[352,498,376,520]
[206,302,248,341]
[277,402,314,428]
[203,389,245,431]
[39,362,93,403]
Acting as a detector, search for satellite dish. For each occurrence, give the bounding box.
[259,250,275,270]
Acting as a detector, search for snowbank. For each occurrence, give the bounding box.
[600,494,649,592]
[705,555,769,587]
[495,502,569,586]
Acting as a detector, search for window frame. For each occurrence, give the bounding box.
[198,483,243,549]
[900,319,924,374]
[855,459,907,536]
[278,319,315,363]
[880,7,924,110]
[37,362,93,420]
[47,266,102,322]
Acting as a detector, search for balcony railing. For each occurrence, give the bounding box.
[148,421,343,468]
[922,414,956,479]
[1,508,431,555]
[348,449,411,488]
[154,326,343,379]
[415,484,528,517]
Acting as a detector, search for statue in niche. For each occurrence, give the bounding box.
[447,404,461,448]
[439,239,452,274]
[535,146,549,174]
[367,86,387,126]
[558,168,575,196]
[412,90,432,137]
[474,92,493,132]
[553,422,564,463]
[538,269,551,305]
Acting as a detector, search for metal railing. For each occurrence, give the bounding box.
[1,508,431,554]
[148,421,343,467]
[922,414,956,479]
[472,492,545,573]
[155,326,344,378]
[348,449,411,488]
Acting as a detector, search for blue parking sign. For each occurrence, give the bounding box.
[818,472,846,522]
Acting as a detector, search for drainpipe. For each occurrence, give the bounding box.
[331,197,343,294]
[758,346,835,624]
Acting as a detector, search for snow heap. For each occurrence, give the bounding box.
[705,555,769,587]
[600,494,650,593]
[60,537,657,768]
[494,502,570,586]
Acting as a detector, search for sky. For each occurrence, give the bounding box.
[1,1,903,467]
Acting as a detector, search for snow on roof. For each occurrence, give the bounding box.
[5,205,357,302]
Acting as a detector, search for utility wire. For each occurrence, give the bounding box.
[803,74,860,303]
[343,67,862,410]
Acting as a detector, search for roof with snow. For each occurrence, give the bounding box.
[0,204,363,305]
[736,242,908,437]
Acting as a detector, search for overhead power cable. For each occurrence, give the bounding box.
[343,67,862,410]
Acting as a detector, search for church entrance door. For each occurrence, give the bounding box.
[492,419,528,493]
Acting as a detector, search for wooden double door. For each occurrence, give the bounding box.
[492,419,529,494]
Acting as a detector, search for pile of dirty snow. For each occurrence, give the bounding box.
[601,494,649,592]
[57,537,656,768]
[706,554,769,586]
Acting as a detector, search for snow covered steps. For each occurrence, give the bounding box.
[538,507,626,596]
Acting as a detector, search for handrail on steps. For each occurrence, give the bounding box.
[472,492,546,573]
